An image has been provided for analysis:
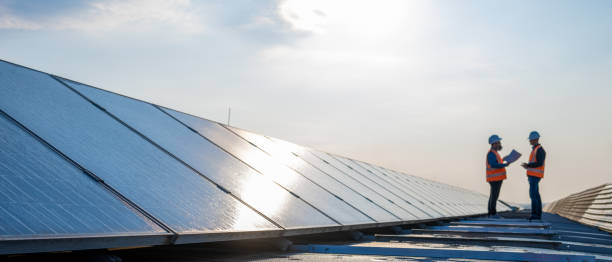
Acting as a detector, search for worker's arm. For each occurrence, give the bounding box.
[526,147,546,168]
[487,151,508,168]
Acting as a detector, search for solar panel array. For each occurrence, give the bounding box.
[0,60,511,254]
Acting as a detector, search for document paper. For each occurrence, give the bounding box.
[503,149,522,164]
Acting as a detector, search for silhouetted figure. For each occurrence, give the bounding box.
[486,135,511,217]
[521,131,546,221]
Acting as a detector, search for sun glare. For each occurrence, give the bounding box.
[232,172,291,229]
[278,0,430,37]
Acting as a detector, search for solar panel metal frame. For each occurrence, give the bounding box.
[225,126,403,224]
[0,59,515,254]
[60,78,345,232]
[356,160,474,215]
[0,60,286,246]
[160,107,378,228]
[374,166,481,215]
[378,165,509,213]
[263,137,421,223]
[0,67,173,254]
[319,152,440,219]
[372,168,467,216]
[335,156,461,217]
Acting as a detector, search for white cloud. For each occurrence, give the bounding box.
[59,0,204,34]
[0,6,41,30]
[258,0,488,92]
[0,0,205,34]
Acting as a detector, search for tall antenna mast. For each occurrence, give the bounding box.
[227,107,231,126]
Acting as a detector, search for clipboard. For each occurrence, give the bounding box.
[503,149,522,164]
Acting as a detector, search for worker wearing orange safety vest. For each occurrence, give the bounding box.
[486,134,512,218]
[521,131,546,221]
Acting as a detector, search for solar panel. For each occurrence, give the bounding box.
[355,161,463,216]
[375,167,466,216]
[162,108,374,226]
[330,155,455,218]
[0,59,514,254]
[267,137,419,221]
[403,173,491,214]
[0,61,279,243]
[432,180,485,214]
[380,167,471,215]
[350,161,465,217]
[380,167,500,214]
[0,113,167,239]
[227,126,400,223]
[416,179,477,215]
[61,79,338,230]
[307,150,427,220]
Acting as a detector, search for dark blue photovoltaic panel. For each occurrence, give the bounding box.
[308,150,429,219]
[266,137,420,221]
[333,156,453,218]
[342,158,461,217]
[0,113,166,238]
[420,173,502,213]
[423,178,482,214]
[0,61,277,234]
[372,162,465,216]
[370,165,474,215]
[0,59,508,256]
[399,172,485,214]
[163,108,373,226]
[63,79,337,229]
[378,166,494,214]
[228,126,399,223]
[358,160,464,216]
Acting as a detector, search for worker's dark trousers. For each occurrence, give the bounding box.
[488,180,503,216]
[528,176,542,219]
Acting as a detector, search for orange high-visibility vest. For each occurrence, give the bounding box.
[526,145,545,178]
[486,150,507,182]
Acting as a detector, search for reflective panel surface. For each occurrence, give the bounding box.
[373,166,461,217]
[382,167,495,214]
[355,161,459,217]
[334,157,446,218]
[0,61,277,233]
[355,161,451,216]
[163,108,372,225]
[0,112,165,238]
[403,173,479,215]
[268,138,415,221]
[229,126,398,223]
[65,80,336,229]
[307,150,423,220]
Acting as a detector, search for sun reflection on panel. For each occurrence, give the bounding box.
[235,142,300,190]
[233,128,304,169]
[231,167,291,229]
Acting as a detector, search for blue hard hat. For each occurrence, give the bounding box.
[488,134,502,144]
[529,131,540,140]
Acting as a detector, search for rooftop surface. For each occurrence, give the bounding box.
[2,61,610,261]
[6,211,611,261]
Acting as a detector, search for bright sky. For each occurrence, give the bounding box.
[1,0,611,205]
